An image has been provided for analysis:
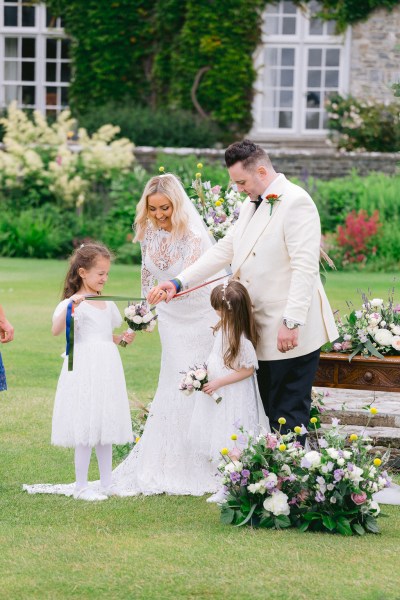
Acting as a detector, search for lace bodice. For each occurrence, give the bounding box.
[141,226,204,297]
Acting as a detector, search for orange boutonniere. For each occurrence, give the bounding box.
[265,194,282,216]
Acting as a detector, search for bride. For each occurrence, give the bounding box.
[112,172,224,495]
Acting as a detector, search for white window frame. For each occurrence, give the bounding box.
[252,1,351,139]
[0,1,70,114]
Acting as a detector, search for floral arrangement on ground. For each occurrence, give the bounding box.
[324,292,400,360]
[218,413,390,536]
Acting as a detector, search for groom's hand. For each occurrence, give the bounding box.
[277,324,299,353]
[147,281,176,305]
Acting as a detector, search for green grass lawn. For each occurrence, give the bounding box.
[1,258,400,599]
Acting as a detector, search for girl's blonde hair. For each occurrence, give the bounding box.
[62,242,113,299]
[210,280,259,370]
[133,173,189,242]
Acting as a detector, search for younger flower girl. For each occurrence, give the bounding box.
[25,243,135,501]
[189,280,269,503]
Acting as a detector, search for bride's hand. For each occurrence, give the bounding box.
[147,281,176,305]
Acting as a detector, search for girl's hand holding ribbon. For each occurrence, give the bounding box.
[71,294,86,306]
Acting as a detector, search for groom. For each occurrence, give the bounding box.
[148,139,338,437]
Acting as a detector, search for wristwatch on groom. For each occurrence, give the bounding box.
[283,318,300,330]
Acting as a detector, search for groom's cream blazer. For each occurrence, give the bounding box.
[179,174,338,361]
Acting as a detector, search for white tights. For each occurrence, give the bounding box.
[74,444,112,490]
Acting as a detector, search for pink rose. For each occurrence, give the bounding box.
[228,447,242,460]
[265,434,278,449]
[351,492,367,505]
[211,185,221,193]
[333,342,342,351]
[342,341,352,350]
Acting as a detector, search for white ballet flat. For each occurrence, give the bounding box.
[206,489,227,504]
[73,487,108,501]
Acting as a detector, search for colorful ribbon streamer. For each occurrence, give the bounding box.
[65,275,230,371]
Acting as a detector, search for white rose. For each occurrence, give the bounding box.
[337,458,345,466]
[374,329,394,346]
[380,321,386,328]
[192,380,201,389]
[142,312,154,323]
[194,368,207,381]
[132,315,143,324]
[145,320,156,332]
[348,465,364,484]
[330,497,337,504]
[304,450,321,468]
[124,307,135,317]
[343,451,352,459]
[247,483,258,494]
[390,325,400,335]
[263,491,290,516]
[369,500,380,514]
[392,336,400,351]
[183,389,192,396]
[281,464,291,475]
[184,376,193,386]
[327,448,339,460]
[370,299,383,308]
[225,461,243,473]
[327,483,335,491]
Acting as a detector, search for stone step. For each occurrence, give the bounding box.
[320,423,400,449]
[320,410,400,428]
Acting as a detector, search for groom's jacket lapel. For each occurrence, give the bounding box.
[232,176,286,275]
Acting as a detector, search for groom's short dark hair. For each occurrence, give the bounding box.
[225,139,268,169]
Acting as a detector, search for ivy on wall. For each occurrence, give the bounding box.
[44,0,400,136]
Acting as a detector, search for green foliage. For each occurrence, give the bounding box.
[78,101,222,148]
[326,93,400,152]
[299,0,400,32]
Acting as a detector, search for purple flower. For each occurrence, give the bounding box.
[241,469,250,478]
[301,457,311,469]
[261,469,269,478]
[355,310,363,318]
[347,462,354,472]
[315,491,325,503]
[237,434,248,446]
[331,418,340,427]
[316,476,325,486]
[241,478,248,487]
[288,474,297,482]
[319,439,328,448]
[334,469,344,482]
[230,472,241,483]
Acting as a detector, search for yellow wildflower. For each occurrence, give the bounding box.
[221,448,229,456]
[197,162,203,169]
[195,172,202,179]
[159,166,165,173]
[279,444,287,452]
[373,458,382,467]
[294,426,302,434]
[350,434,358,442]
[230,434,237,441]
[370,407,378,415]
[278,417,286,425]
[310,417,318,424]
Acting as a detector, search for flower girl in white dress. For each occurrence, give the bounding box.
[24,243,135,501]
[189,280,269,503]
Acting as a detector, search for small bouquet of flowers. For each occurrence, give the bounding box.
[292,415,390,536]
[324,292,400,360]
[113,402,150,462]
[188,171,244,240]
[179,364,222,403]
[219,420,306,529]
[120,302,157,347]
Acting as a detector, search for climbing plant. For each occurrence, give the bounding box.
[43,0,400,136]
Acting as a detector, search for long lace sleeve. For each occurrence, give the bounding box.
[182,231,203,270]
[140,238,156,298]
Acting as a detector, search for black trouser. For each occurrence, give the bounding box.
[256,348,320,441]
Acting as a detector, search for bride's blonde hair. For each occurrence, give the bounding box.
[133,173,190,242]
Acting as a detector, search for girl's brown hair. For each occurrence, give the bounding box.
[210,280,259,370]
[62,242,113,299]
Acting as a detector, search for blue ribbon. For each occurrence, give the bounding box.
[65,300,73,358]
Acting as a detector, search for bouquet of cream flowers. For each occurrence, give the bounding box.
[179,364,222,403]
[120,302,157,346]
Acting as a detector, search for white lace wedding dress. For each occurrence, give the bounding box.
[111,225,223,495]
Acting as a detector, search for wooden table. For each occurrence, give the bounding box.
[314,352,400,392]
